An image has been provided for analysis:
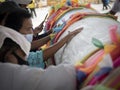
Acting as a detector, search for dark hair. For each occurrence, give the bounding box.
[4,8,31,32]
[0,13,6,24]
[0,38,20,62]
[0,1,20,14]
[0,1,20,24]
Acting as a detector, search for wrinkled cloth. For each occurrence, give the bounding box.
[0,25,30,56]
[0,62,76,90]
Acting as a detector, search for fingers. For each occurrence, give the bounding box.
[65,27,83,44]
[41,13,48,24]
[39,21,44,27]
[68,31,70,34]
[74,27,83,33]
[69,27,83,36]
[43,13,48,22]
[38,14,48,27]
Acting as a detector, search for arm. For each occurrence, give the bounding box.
[33,14,48,36]
[31,35,50,50]
[33,21,44,36]
[43,27,83,61]
[33,29,53,40]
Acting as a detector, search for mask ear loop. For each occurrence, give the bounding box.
[12,52,29,65]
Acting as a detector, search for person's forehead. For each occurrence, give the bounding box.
[22,19,33,26]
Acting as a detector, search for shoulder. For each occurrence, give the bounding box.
[0,62,45,90]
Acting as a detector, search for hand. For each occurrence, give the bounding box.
[33,14,48,36]
[47,29,53,34]
[33,21,44,36]
[66,27,83,43]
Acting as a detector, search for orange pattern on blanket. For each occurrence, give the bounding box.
[54,13,86,42]
[75,49,104,74]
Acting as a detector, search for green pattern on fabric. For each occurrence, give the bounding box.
[92,38,104,49]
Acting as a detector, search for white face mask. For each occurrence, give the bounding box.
[23,34,33,43]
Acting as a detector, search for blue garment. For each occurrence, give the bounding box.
[105,0,109,5]
[27,50,45,68]
[53,22,66,33]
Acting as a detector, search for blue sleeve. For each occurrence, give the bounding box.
[27,50,45,68]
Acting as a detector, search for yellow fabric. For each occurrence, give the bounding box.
[40,44,47,51]
[50,33,55,40]
[117,34,120,43]
[71,0,79,3]
[27,0,35,8]
[0,0,5,2]
[104,44,116,54]
[61,0,78,3]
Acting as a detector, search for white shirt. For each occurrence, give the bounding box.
[0,63,76,90]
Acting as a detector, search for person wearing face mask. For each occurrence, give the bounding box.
[0,25,79,90]
[1,7,83,68]
[0,26,31,65]
[11,0,52,40]
[2,8,49,64]
[0,1,52,44]
[0,1,50,68]
[0,1,51,50]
